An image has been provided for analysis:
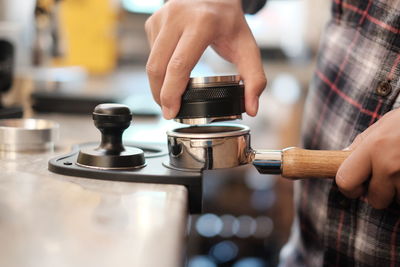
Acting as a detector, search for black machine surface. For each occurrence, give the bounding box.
[49,104,203,213]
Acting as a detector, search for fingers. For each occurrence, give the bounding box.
[366,148,398,209]
[145,1,266,119]
[146,26,182,104]
[366,172,396,209]
[336,142,372,199]
[338,120,398,209]
[159,30,211,119]
[233,27,266,116]
[347,121,380,150]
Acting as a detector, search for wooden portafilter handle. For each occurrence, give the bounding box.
[252,147,352,179]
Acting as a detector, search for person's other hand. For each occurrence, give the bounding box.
[145,0,266,119]
[336,109,400,209]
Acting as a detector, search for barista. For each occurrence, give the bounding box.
[145,0,400,266]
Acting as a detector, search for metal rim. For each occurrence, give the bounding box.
[162,161,202,173]
[0,119,59,131]
[167,124,250,139]
[189,75,241,88]
[0,119,59,152]
[174,115,242,125]
[76,162,147,170]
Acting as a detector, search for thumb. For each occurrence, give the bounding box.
[336,143,371,199]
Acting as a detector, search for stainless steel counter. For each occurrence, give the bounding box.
[0,114,189,267]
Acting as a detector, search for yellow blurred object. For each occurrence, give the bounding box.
[37,0,56,11]
[57,0,117,74]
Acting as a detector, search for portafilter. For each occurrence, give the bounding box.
[169,75,351,178]
[166,124,351,179]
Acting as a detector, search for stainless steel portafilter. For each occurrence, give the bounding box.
[166,124,351,179]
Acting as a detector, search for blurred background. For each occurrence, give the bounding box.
[0,0,331,266]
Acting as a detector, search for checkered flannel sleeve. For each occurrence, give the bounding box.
[280,0,400,266]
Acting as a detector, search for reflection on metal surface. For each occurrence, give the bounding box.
[174,115,242,125]
[167,124,285,173]
[0,118,59,152]
[167,125,252,170]
[130,191,167,231]
[252,150,282,174]
[189,75,241,88]
[76,161,147,170]
[0,143,188,267]
[167,124,249,139]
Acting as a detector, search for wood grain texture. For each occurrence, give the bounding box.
[281,147,351,179]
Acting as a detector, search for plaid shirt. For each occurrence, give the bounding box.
[280,0,400,266]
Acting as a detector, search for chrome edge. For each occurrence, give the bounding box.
[251,150,282,175]
[167,124,250,139]
[189,75,241,88]
[0,119,59,152]
[174,115,242,125]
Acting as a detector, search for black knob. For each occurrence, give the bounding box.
[93,103,132,154]
[77,103,146,169]
[175,75,245,124]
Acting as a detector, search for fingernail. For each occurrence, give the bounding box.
[250,97,259,116]
[162,106,174,120]
[343,146,351,151]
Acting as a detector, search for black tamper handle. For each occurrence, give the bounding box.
[77,103,145,169]
[92,103,132,154]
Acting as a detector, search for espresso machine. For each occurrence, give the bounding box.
[48,75,350,214]
[0,39,23,119]
[0,0,36,118]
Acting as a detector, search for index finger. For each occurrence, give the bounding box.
[146,26,182,105]
[232,26,266,116]
[159,30,212,119]
[336,144,372,198]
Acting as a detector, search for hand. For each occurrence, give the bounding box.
[145,0,267,119]
[336,109,400,209]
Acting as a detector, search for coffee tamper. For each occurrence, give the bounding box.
[175,75,245,125]
[77,103,146,169]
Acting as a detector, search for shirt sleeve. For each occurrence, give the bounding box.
[241,0,267,14]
